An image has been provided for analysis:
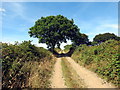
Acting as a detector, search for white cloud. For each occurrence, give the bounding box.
[60,40,72,50]
[31,39,72,49]
[34,43,47,49]
[102,24,118,29]
[30,38,48,49]
[77,18,118,41]
[6,2,34,23]
[10,3,25,18]
[95,24,118,35]
[0,8,6,12]
[2,36,48,48]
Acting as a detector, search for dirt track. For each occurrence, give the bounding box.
[66,57,116,88]
[51,57,116,88]
[51,58,67,88]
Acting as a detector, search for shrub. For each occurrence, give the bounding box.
[2,41,54,88]
[72,39,120,87]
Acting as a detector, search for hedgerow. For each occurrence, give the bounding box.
[1,41,55,88]
[72,39,120,87]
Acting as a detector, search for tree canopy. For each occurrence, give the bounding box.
[72,33,89,46]
[93,33,120,43]
[28,15,82,50]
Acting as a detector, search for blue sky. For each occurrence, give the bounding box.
[1,2,118,49]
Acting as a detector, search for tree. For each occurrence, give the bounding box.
[28,15,80,51]
[93,33,120,43]
[72,33,89,46]
[90,41,98,46]
[64,44,72,51]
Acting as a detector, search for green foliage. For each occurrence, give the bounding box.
[28,15,81,50]
[64,44,72,52]
[93,33,120,43]
[2,41,54,88]
[72,33,89,46]
[54,48,62,53]
[91,41,98,46]
[72,39,120,87]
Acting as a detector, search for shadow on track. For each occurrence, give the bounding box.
[49,47,75,58]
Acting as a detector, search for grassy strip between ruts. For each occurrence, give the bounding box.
[61,57,86,88]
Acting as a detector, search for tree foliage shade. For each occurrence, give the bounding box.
[93,33,120,43]
[28,15,80,50]
[72,33,89,46]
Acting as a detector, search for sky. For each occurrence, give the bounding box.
[1,2,118,49]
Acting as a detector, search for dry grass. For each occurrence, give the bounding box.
[26,57,56,88]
